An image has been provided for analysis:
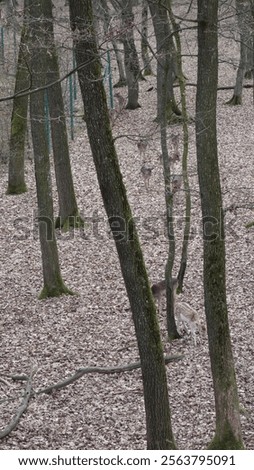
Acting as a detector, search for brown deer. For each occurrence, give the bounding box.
[151,277,178,313]
[174,302,203,346]
[152,277,204,345]
[137,138,148,159]
[141,162,154,191]
[172,174,183,194]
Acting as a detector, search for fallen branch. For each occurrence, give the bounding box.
[0,356,182,439]
[0,369,35,439]
[173,82,254,91]
[5,374,29,382]
[36,355,183,395]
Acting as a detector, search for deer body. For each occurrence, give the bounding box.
[151,278,178,313]
[137,138,148,159]
[175,302,202,346]
[151,278,203,346]
[141,162,153,190]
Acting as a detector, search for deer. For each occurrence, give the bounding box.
[174,302,203,347]
[152,276,204,345]
[164,133,180,163]
[151,277,178,314]
[171,174,183,194]
[159,133,180,170]
[159,152,180,165]
[137,138,149,159]
[141,162,154,191]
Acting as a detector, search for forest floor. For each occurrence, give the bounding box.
[0,2,254,450]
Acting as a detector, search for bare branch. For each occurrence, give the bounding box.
[36,355,183,395]
[0,369,35,439]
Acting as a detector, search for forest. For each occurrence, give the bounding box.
[0,0,253,451]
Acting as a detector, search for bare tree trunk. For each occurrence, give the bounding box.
[161,118,180,340]
[7,4,29,195]
[251,0,254,102]
[5,0,19,28]
[145,0,180,339]
[196,0,244,449]
[121,0,141,108]
[226,0,252,105]
[69,0,176,450]
[148,1,181,123]
[43,0,81,230]
[112,40,127,88]
[141,0,152,76]
[28,0,73,299]
[99,0,127,87]
[123,38,141,108]
[167,1,191,293]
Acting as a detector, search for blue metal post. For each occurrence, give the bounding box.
[72,51,77,101]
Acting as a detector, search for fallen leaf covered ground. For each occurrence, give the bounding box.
[0,1,253,450]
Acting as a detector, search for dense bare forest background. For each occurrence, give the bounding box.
[0,0,253,450]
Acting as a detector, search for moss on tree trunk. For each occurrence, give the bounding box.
[7,21,29,195]
[196,0,244,449]
[121,0,142,109]
[28,0,73,299]
[148,1,181,124]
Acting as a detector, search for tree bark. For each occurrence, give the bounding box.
[148,0,181,123]
[7,4,29,195]
[69,0,176,450]
[226,0,252,105]
[28,0,73,299]
[43,0,81,230]
[158,26,179,340]
[251,0,254,102]
[167,1,191,293]
[121,0,141,109]
[196,0,244,449]
[141,0,152,76]
[99,0,127,87]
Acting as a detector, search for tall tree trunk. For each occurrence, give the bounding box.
[146,0,180,339]
[69,0,176,450]
[28,0,73,299]
[99,0,127,87]
[167,1,191,293]
[112,40,127,88]
[122,37,141,108]
[43,0,81,230]
[121,0,141,109]
[226,0,252,105]
[161,107,179,340]
[196,0,244,449]
[251,0,254,102]
[7,6,29,195]
[141,0,152,76]
[148,1,181,123]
